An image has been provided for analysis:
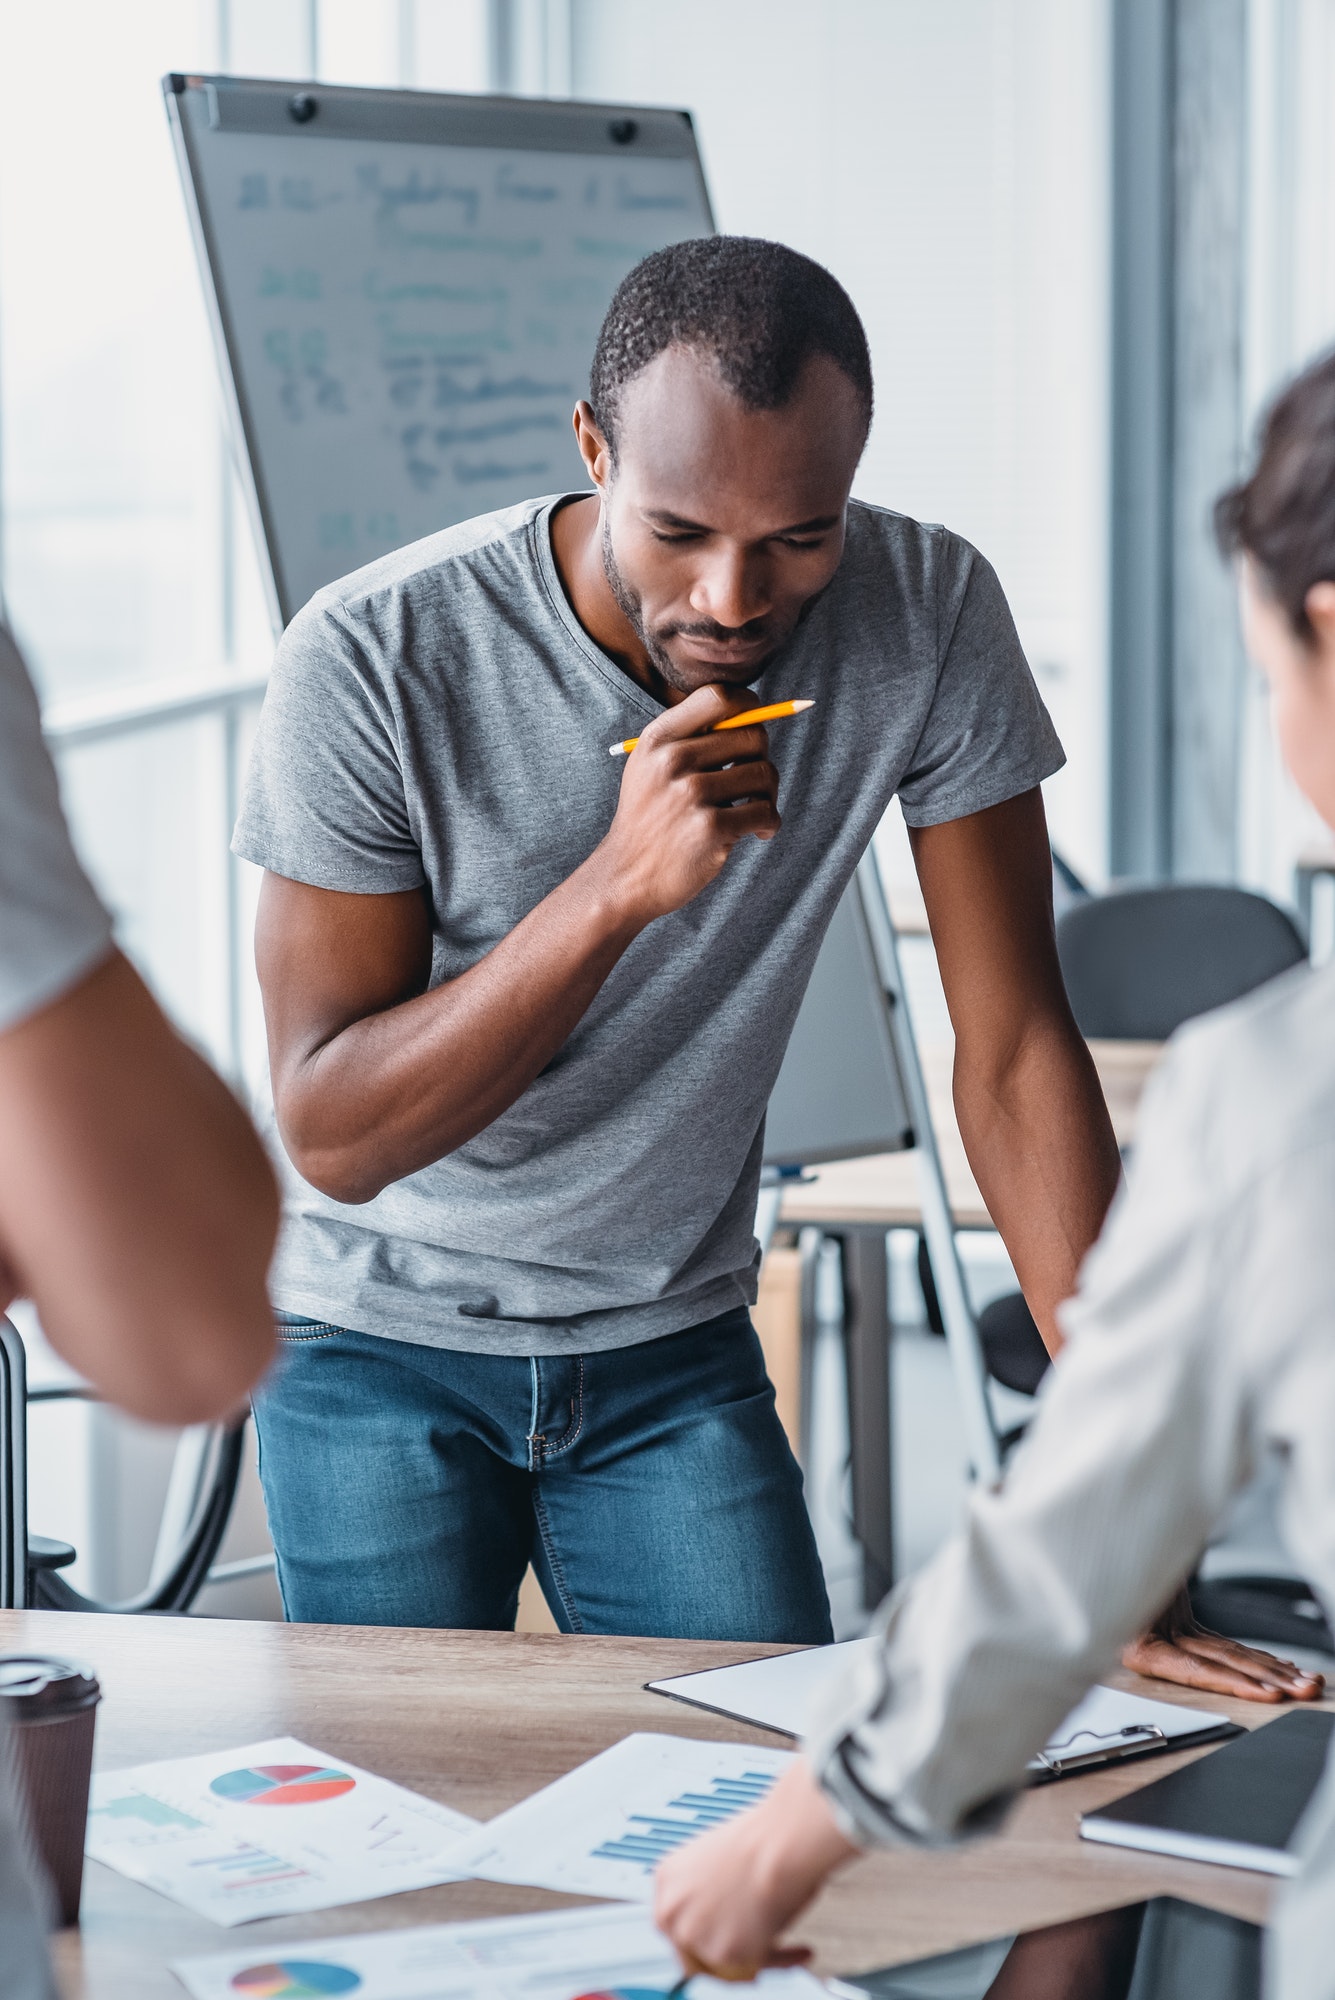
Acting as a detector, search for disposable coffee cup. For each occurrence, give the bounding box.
[0,1655,101,1925]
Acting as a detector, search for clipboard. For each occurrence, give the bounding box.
[646,1644,1242,1784]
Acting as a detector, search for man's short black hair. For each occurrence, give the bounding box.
[589,236,873,455]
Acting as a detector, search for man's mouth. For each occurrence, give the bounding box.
[670,631,773,668]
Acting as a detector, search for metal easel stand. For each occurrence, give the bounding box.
[855,851,1004,1489]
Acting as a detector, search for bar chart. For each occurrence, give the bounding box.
[439,1733,795,1901]
[592,1769,778,1870]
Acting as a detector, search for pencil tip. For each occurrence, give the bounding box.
[793,698,815,711]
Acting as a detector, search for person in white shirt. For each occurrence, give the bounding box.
[0,622,280,1996]
[653,347,1335,2000]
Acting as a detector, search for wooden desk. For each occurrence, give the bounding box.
[7,1610,1320,1997]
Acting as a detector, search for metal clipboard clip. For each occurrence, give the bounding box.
[1032,1722,1168,1777]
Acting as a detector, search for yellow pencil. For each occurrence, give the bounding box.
[608,698,815,758]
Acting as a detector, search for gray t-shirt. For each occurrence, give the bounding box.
[0,624,94,1994]
[0,626,113,1033]
[235,496,1062,1356]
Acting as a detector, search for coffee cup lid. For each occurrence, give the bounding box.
[0,1656,100,1717]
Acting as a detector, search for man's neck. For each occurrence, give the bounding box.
[548,494,678,705]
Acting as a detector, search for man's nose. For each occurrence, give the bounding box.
[689,546,770,630]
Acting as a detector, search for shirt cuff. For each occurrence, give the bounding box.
[803,1601,1014,1852]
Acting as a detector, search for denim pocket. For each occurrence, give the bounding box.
[273,1313,345,1343]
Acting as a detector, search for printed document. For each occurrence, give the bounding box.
[172,1898,829,2000]
[87,1736,477,1925]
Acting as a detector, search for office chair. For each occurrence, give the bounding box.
[0,1314,246,1612]
[973,883,1328,1652]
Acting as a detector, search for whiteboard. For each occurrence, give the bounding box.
[762,870,914,1167]
[164,76,714,626]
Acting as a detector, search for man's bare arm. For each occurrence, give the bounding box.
[259,686,780,1204]
[910,788,1120,1354]
[0,950,279,1426]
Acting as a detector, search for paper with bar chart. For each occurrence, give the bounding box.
[172,1886,827,2000]
[439,1733,794,1901]
[86,1736,478,1925]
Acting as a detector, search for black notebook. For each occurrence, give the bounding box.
[1081,1709,1335,1876]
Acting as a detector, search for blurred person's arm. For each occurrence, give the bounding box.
[0,948,278,1425]
[0,623,276,1425]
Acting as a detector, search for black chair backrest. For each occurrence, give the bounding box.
[1056,885,1307,1041]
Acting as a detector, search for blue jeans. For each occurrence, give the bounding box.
[251,1306,833,1643]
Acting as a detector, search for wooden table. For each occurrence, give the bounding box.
[7,1611,1316,1997]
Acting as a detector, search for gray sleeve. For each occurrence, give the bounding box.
[0,627,114,1035]
[896,538,1065,828]
[232,600,426,894]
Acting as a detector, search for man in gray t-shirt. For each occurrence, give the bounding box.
[237,238,1296,1692]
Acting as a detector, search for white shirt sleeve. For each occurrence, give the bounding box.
[0,626,113,1033]
[804,993,1335,1848]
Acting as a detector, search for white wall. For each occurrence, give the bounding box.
[571,0,1113,881]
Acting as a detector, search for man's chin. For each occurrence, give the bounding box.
[657,651,775,695]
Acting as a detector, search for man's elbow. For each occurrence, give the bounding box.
[280,1131,386,1206]
[273,1087,393,1204]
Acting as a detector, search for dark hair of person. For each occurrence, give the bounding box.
[1215,346,1335,639]
[589,236,874,456]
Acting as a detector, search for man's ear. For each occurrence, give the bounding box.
[572,399,612,494]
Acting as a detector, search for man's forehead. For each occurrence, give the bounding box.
[615,341,862,436]
[611,345,864,521]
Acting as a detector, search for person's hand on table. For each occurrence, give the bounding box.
[1122,1584,1325,1703]
[654,1759,860,1982]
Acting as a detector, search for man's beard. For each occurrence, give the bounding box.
[601,517,821,694]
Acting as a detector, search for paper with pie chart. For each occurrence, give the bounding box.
[171,1896,827,2000]
[86,1736,478,1925]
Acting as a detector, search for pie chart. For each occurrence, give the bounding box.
[230,1962,361,1997]
[210,1763,357,1807]
[573,1987,675,2000]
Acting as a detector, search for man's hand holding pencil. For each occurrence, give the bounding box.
[596,686,811,923]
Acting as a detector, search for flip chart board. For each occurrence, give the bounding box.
[164,75,713,626]
[762,861,915,1166]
